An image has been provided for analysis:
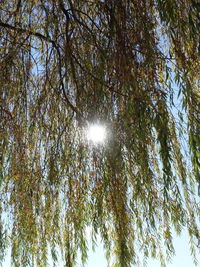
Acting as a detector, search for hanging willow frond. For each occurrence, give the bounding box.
[0,0,199,266]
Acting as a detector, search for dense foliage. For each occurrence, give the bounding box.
[0,0,199,266]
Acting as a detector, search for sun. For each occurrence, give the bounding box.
[87,124,106,144]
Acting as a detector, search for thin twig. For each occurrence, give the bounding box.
[0,19,82,118]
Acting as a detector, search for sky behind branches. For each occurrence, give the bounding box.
[2,229,199,266]
[85,230,199,267]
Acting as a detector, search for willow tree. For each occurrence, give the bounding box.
[0,0,199,266]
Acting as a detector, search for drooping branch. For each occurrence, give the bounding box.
[0,19,54,44]
[0,19,82,117]
[0,1,199,266]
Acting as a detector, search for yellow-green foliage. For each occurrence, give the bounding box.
[0,0,199,266]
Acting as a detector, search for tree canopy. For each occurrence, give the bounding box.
[0,0,199,266]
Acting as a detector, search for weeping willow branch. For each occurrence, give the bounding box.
[0,19,82,117]
[0,1,199,266]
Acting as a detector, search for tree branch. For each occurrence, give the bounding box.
[0,19,54,44]
[0,19,83,119]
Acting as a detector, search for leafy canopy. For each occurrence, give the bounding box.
[0,0,199,266]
